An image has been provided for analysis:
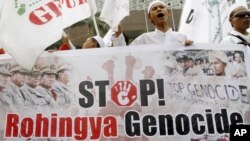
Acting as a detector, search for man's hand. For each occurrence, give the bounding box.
[62,34,69,45]
[184,40,193,46]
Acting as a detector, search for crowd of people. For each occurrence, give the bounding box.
[0,1,249,141]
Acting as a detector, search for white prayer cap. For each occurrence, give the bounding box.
[147,0,166,14]
[209,51,228,64]
[92,36,105,48]
[228,3,248,18]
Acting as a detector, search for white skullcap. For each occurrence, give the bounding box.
[228,3,248,18]
[147,0,166,14]
[209,51,228,64]
[92,36,105,48]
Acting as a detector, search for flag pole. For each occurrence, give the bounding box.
[92,14,100,36]
[143,2,149,32]
[89,1,100,36]
[169,2,176,31]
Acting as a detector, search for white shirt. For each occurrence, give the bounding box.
[130,28,187,46]
[221,30,250,44]
[231,61,246,77]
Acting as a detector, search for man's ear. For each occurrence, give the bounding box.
[148,13,151,20]
[148,13,154,25]
[229,17,234,27]
[167,9,171,17]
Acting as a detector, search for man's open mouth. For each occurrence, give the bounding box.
[157,13,165,18]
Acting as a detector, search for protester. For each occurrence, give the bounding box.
[82,36,105,48]
[59,35,105,50]
[0,48,5,54]
[58,34,71,50]
[113,0,193,46]
[221,6,250,45]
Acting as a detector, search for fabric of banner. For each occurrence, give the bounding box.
[0,43,250,140]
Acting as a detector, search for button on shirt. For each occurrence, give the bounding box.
[130,28,187,46]
[221,30,250,44]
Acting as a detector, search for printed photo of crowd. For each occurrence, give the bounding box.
[0,62,75,109]
[163,50,247,78]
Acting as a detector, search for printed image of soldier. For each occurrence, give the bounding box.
[36,64,58,107]
[175,52,193,76]
[20,65,52,107]
[0,63,11,105]
[2,64,29,106]
[52,64,75,107]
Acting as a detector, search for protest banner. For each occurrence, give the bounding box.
[0,44,250,141]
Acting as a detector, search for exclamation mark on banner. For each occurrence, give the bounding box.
[157,79,165,106]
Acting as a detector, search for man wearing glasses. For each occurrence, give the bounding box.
[221,6,250,45]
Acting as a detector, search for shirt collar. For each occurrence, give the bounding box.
[155,28,172,36]
[231,30,249,39]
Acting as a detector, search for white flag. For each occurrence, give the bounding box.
[89,0,97,14]
[179,0,211,43]
[179,0,230,43]
[100,0,129,31]
[0,0,91,70]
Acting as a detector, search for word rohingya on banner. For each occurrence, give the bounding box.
[4,79,249,140]
[4,109,245,140]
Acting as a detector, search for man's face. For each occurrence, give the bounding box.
[178,59,189,70]
[0,73,9,88]
[188,60,194,67]
[11,72,28,87]
[58,70,71,84]
[211,59,226,76]
[234,53,242,63]
[148,3,170,25]
[82,38,97,49]
[27,74,41,87]
[230,7,250,31]
[40,74,56,88]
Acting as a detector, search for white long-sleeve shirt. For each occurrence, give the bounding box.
[130,28,187,46]
[221,30,250,44]
[112,28,187,46]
